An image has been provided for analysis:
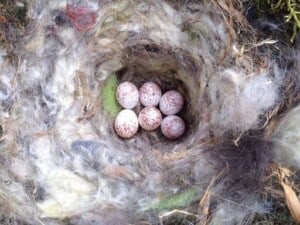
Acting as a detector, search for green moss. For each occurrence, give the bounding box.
[253,0,300,42]
[187,30,200,44]
[182,22,200,44]
[285,0,300,42]
[101,74,121,116]
[148,188,198,211]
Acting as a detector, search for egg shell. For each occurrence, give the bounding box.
[138,106,162,131]
[161,115,185,139]
[114,109,139,138]
[139,81,162,107]
[116,81,139,109]
[159,90,184,115]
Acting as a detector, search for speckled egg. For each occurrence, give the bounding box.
[114,109,139,138]
[138,106,162,131]
[159,90,184,115]
[139,81,162,107]
[161,115,185,139]
[116,81,139,109]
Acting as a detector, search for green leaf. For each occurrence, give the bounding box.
[101,74,121,116]
[148,188,198,211]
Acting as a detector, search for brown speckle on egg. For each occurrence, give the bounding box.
[114,109,139,138]
[138,106,162,131]
[116,81,139,109]
[139,81,162,107]
[161,115,185,139]
[159,90,184,115]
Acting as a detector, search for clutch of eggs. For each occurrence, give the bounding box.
[114,81,185,139]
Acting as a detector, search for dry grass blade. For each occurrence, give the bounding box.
[198,177,215,216]
[197,174,221,225]
[160,209,199,219]
[280,181,300,223]
[277,166,300,223]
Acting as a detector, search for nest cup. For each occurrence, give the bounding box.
[99,42,203,147]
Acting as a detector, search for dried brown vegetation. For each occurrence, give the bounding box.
[0,0,300,225]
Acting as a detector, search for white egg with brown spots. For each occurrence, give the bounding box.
[139,81,162,107]
[116,81,139,109]
[159,90,184,115]
[114,109,139,138]
[138,106,162,131]
[161,115,185,139]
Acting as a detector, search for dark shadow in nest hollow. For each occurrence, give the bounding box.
[212,130,273,201]
[107,42,204,149]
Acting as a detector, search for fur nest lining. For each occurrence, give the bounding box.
[0,0,299,224]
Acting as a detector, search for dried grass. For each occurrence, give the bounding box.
[0,0,299,225]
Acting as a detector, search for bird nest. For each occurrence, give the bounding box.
[99,42,203,146]
[0,0,299,225]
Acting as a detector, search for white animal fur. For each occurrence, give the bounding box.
[0,0,295,224]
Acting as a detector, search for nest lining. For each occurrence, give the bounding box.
[99,42,203,147]
[0,0,299,225]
